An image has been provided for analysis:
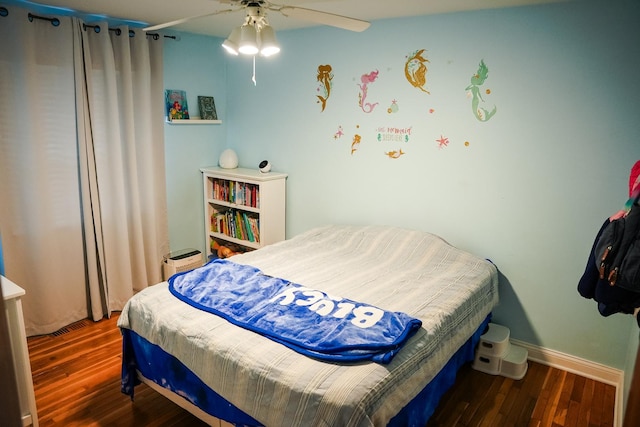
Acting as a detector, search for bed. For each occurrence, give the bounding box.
[118,225,499,426]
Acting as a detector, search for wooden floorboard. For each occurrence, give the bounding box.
[27,313,616,426]
[427,359,616,427]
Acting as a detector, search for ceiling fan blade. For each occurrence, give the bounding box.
[143,8,235,32]
[278,6,370,32]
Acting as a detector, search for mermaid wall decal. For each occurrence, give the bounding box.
[385,149,405,159]
[357,70,379,113]
[465,60,497,121]
[404,49,430,94]
[351,134,362,154]
[316,64,333,112]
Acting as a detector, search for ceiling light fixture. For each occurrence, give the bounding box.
[238,24,259,55]
[258,24,280,57]
[221,26,241,55]
[222,4,280,57]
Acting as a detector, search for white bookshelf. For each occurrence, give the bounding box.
[201,167,287,258]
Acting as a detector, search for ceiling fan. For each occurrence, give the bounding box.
[143,0,371,33]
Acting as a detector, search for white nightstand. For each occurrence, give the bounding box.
[2,275,38,426]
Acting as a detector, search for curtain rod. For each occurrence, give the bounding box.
[11,8,177,40]
[28,12,59,27]
[83,25,176,40]
[21,19,176,40]
[146,33,178,40]
[82,24,132,36]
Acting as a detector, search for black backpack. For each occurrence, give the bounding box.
[595,196,640,292]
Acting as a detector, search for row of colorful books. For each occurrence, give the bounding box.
[212,179,260,208]
[211,209,260,243]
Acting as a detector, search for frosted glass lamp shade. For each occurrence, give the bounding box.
[222,26,241,55]
[218,149,239,169]
[238,25,259,55]
[259,25,280,57]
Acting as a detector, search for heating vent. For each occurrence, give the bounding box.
[50,319,90,337]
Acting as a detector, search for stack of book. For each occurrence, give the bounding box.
[212,179,260,208]
[211,209,260,243]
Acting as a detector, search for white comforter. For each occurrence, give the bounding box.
[118,225,499,426]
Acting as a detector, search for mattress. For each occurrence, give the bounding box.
[118,225,499,426]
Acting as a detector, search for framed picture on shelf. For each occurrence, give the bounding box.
[165,89,190,120]
[198,96,218,120]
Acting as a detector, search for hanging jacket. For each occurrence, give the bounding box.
[579,159,640,323]
[578,218,640,320]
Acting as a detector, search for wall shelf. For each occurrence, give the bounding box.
[166,118,222,125]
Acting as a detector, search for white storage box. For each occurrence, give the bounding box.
[472,352,502,375]
[163,248,203,280]
[477,323,510,357]
[472,323,528,380]
[501,344,529,380]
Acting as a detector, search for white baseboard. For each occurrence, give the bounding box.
[510,338,624,427]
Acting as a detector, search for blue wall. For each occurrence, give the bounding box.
[163,32,227,252]
[164,0,640,373]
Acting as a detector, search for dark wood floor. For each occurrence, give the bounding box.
[427,358,615,427]
[28,313,208,427]
[27,313,616,426]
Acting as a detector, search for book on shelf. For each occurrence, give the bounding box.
[212,179,260,208]
[211,209,259,243]
[165,89,189,120]
[243,213,255,242]
[197,96,218,120]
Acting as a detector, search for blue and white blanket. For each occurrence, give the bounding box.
[168,259,422,363]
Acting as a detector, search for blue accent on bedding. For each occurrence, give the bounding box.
[387,314,490,426]
[121,328,261,426]
[168,259,423,364]
[120,315,491,427]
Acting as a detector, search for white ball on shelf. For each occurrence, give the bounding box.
[218,149,238,169]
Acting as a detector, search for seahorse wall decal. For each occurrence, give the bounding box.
[357,70,379,113]
[316,64,333,112]
[405,49,430,94]
[465,59,497,121]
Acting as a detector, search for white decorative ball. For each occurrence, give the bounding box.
[218,149,238,169]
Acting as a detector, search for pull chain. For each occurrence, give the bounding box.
[252,56,257,86]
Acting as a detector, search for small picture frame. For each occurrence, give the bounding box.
[198,96,218,120]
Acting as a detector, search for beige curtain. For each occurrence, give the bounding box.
[75,22,168,320]
[0,8,87,335]
[0,6,168,335]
